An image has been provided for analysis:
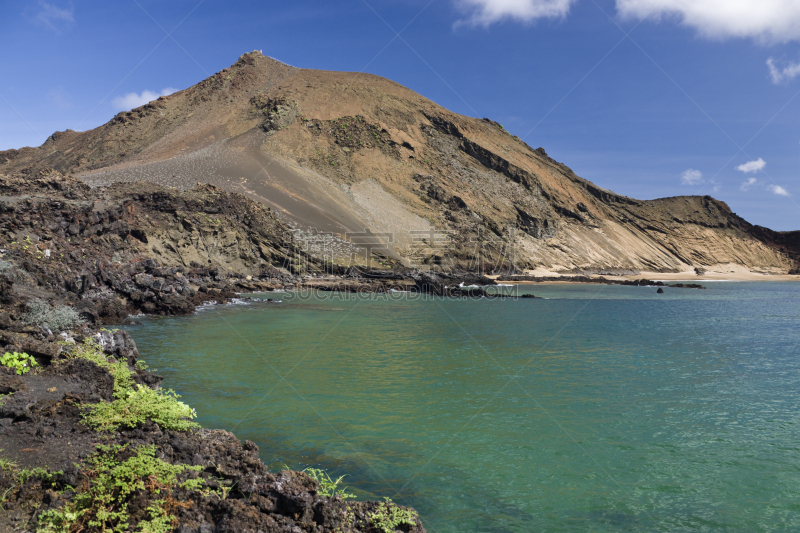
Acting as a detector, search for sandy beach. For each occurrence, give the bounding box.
[500,263,800,283]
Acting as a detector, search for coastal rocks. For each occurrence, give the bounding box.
[0,172,427,533]
[410,271,495,297]
[299,269,505,298]
[563,268,641,277]
[497,274,706,289]
[0,335,427,533]
[0,332,63,360]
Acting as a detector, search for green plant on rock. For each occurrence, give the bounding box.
[302,468,355,500]
[0,451,18,471]
[67,340,198,432]
[84,385,198,432]
[1,351,39,375]
[0,486,12,512]
[67,340,134,398]
[0,460,62,512]
[368,498,418,533]
[36,444,204,533]
[205,476,237,501]
[136,504,174,533]
[15,467,62,488]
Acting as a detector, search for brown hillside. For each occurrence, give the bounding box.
[2,51,798,274]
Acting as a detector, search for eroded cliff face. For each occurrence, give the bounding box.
[0,170,320,319]
[2,52,797,274]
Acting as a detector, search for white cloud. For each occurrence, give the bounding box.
[112,88,177,112]
[616,0,800,43]
[768,184,790,196]
[32,1,74,32]
[454,0,800,41]
[736,158,766,173]
[454,0,575,26]
[740,177,758,191]
[680,168,703,185]
[767,57,800,83]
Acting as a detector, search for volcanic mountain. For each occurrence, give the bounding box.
[2,51,798,275]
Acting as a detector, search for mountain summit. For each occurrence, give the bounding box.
[2,51,798,274]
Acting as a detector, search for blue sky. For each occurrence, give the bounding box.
[2,0,800,230]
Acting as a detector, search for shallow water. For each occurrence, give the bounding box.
[125,283,800,532]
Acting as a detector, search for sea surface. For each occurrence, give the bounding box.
[124,282,800,532]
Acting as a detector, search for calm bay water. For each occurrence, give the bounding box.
[124,282,800,532]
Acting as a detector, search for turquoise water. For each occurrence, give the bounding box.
[125,283,800,532]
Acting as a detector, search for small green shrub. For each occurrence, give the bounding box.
[302,468,355,500]
[66,340,198,433]
[84,386,198,432]
[22,300,83,333]
[136,504,174,533]
[1,351,38,375]
[36,444,203,533]
[15,467,61,488]
[68,339,199,431]
[368,498,419,533]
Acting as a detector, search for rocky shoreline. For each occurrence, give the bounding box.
[496,274,706,289]
[0,324,425,533]
[0,171,426,532]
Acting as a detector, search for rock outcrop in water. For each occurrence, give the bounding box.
[2,51,799,275]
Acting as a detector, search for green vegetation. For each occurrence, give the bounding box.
[84,386,198,432]
[22,300,83,333]
[302,468,355,500]
[367,498,419,533]
[0,451,18,471]
[67,340,198,432]
[1,351,39,375]
[68,340,134,398]
[15,467,61,488]
[36,444,204,533]
[0,453,62,512]
[134,360,151,372]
